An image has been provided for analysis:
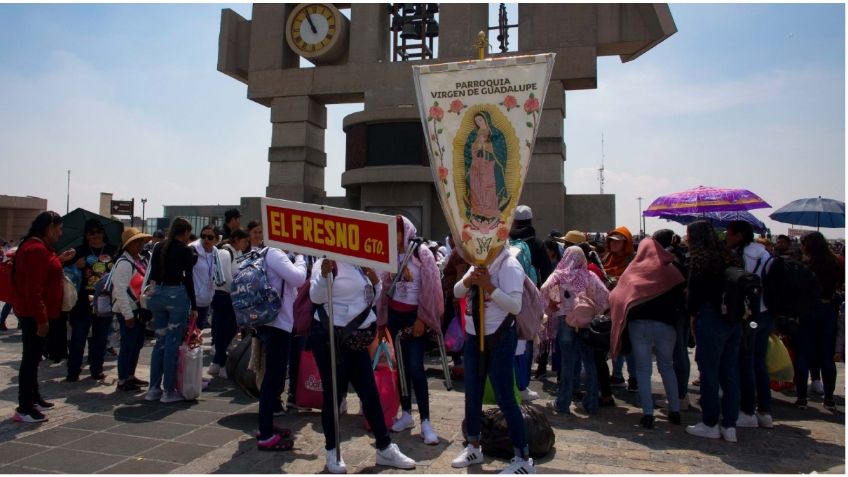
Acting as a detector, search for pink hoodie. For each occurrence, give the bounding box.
[376,216,444,333]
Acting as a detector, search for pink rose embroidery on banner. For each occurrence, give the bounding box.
[448,99,466,115]
[523,94,540,114]
[429,102,444,121]
[438,166,448,182]
[500,95,518,111]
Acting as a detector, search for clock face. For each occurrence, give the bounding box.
[289,4,338,57]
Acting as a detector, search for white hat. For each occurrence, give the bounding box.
[514,205,533,221]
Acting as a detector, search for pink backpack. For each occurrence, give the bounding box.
[515,275,543,340]
[565,293,601,329]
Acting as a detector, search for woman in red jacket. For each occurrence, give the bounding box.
[12,211,75,423]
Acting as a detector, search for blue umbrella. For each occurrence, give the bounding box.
[657,210,768,234]
[769,196,845,230]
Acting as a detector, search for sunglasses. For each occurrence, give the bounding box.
[201,234,216,241]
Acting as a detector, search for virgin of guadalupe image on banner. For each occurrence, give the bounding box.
[413,54,555,266]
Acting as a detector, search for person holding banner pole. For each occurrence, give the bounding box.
[452,246,535,474]
[310,258,416,474]
[376,216,444,445]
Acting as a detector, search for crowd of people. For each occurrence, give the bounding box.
[2,205,844,474]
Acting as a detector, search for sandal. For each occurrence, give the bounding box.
[257,433,294,451]
[255,425,293,439]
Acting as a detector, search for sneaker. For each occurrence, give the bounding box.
[720,426,737,443]
[144,388,163,401]
[218,367,228,380]
[208,363,221,377]
[794,399,807,409]
[545,400,571,415]
[375,442,415,469]
[736,412,758,428]
[811,379,824,395]
[610,375,626,388]
[686,422,720,439]
[13,409,47,423]
[500,457,535,474]
[117,381,142,392]
[325,448,347,474]
[756,413,774,428]
[451,444,484,468]
[520,388,539,402]
[627,377,638,393]
[640,414,655,429]
[34,400,54,411]
[90,372,106,380]
[106,347,117,358]
[160,390,184,403]
[391,411,415,432]
[129,376,149,387]
[421,419,438,445]
[823,399,836,411]
[669,411,681,425]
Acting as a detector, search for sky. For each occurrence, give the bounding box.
[0,3,844,239]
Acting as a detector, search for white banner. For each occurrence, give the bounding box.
[413,54,555,266]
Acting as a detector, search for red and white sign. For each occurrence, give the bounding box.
[261,197,398,272]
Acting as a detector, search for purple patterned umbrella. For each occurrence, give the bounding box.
[643,186,770,217]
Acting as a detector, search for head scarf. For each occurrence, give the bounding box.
[540,246,590,311]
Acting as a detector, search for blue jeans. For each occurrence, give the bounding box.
[464,324,528,458]
[67,308,112,378]
[311,322,391,451]
[739,312,774,414]
[256,325,291,440]
[211,292,237,366]
[388,308,430,420]
[148,286,190,392]
[556,323,598,413]
[794,302,838,401]
[629,319,679,415]
[0,302,12,326]
[673,311,692,399]
[117,313,146,381]
[694,303,742,428]
[612,353,636,382]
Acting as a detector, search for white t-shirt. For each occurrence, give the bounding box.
[263,248,307,332]
[310,260,381,329]
[191,241,216,308]
[454,248,524,336]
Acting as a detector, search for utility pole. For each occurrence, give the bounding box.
[637,196,644,238]
[598,133,605,194]
[141,198,148,233]
[66,170,70,214]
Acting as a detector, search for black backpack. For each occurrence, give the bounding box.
[722,264,762,324]
[761,256,821,317]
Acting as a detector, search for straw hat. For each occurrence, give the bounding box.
[554,230,587,245]
[121,227,152,249]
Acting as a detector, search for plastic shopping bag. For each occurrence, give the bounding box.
[176,344,203,400]
[445,314,465,353]
[295,349,324,410]
[483,374,522,406]
[766,333,794,382]
[364,340,400,431]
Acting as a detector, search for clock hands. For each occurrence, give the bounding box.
[305,12,318,35]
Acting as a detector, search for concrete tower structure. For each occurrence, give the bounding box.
[218,3,676,238]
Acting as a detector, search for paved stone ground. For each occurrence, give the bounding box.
[0,313,843,474]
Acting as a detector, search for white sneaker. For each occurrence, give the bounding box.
[144,388,163,401]
[686,422,720,439]
[391,411,415,432]
[811,379,824,395]
[218,367,228,380]
[325,448,347,474]
[375,443,416,469]
[207,363,221,377]
[736,412,758,428]
[520,388,539,402]
[421,419,438,445]
[160,390,185,403]
[500,457,536,474]
[720,426,738,443]
[451,444,484,468]
[756,413,774,429]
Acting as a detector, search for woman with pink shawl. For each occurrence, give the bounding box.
[376,216,444,445]
[608,237,685,429]
[540,246,609,415]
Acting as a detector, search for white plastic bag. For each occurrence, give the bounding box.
[177,344,203,400]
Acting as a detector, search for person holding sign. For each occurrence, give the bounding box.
[376,216,444,444]
[310,258,416,474]
[451,246,535,474]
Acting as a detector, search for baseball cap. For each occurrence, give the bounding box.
[514,205,533,221]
